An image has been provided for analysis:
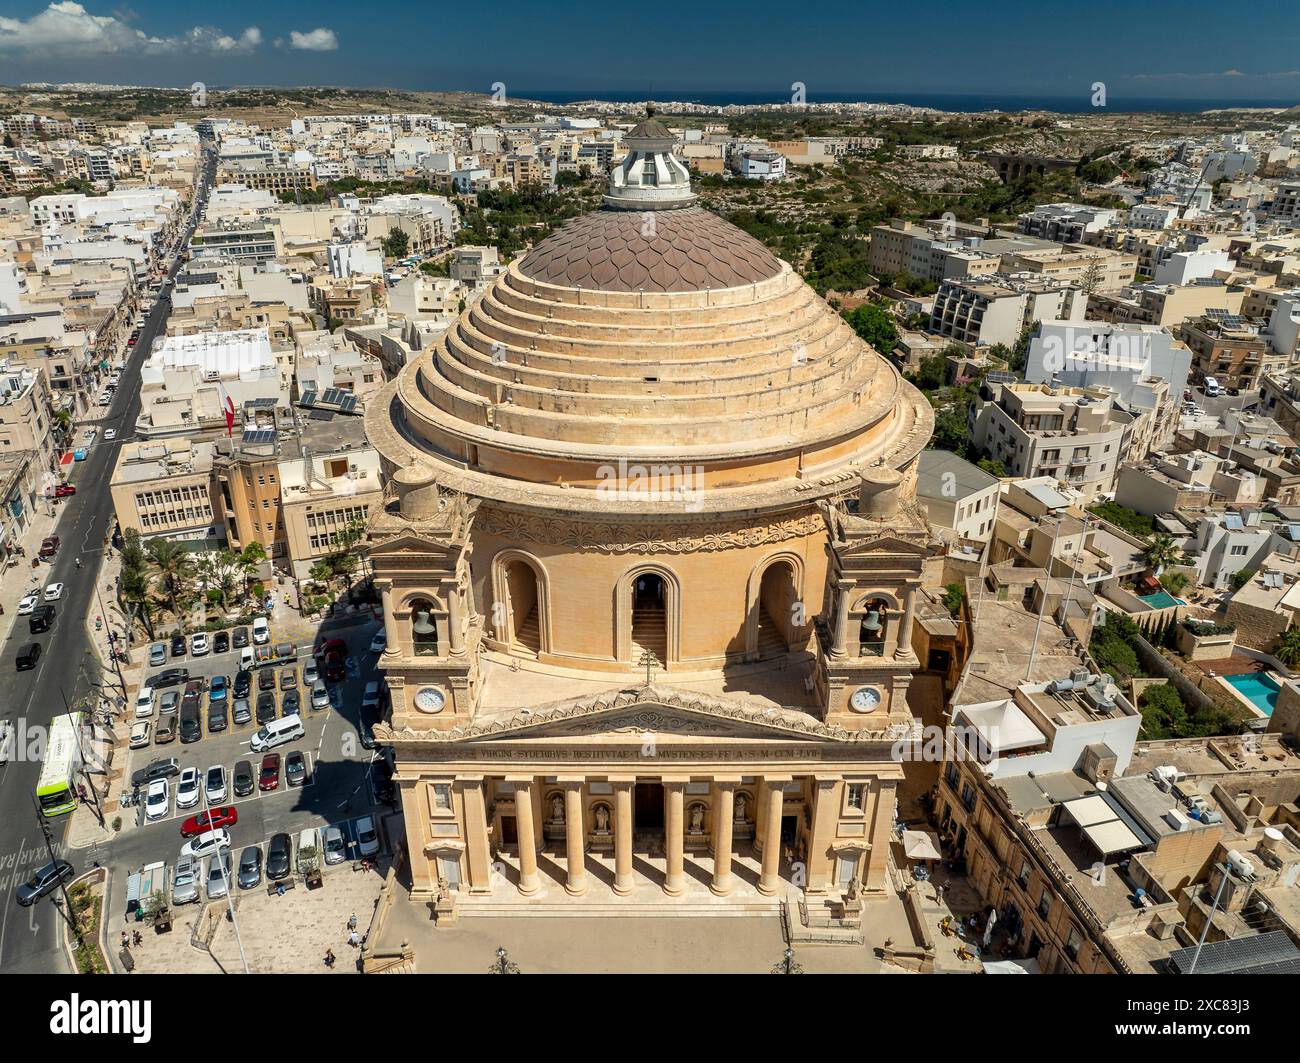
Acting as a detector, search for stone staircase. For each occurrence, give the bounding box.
[755,607,787,660]
[631,605,667,664]
[513,606,541,657]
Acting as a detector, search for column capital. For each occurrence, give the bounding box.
[503,775,536,785]
[762,775,794,784]
[604,775,638,785]
[659,776,691,787]
[711,776,743,786]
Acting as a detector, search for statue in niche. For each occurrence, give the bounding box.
[689,804,705,833]
[735,793,748,823]
[550,793,564,823]
[595,805,610,832]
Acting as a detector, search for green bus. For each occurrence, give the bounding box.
[36,712,86,817]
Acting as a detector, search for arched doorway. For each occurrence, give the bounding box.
[494,555,546,657]
[755,559,800,658]
[631,572,667,666]
[859,597,890,656]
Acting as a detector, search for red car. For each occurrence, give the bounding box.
[258,753,281,792]
[54,484,76,498]
[179,806,238,838]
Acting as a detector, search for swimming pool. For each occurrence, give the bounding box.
[1140,591,1185,609]
[1224,672,1281,716]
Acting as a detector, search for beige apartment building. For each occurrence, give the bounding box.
[109,438,222,543]
[1000,244,1137,291]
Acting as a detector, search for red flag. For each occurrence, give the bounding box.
[223,394,236,437]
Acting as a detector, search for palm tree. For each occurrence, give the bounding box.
[145,537,195,624]
[1143,533,1182,576]
[1275,627,1300,669]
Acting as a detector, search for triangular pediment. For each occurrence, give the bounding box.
[839,533,931,558]
[366,530,457,557]
[419,686,892,744]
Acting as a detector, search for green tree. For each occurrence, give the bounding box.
[145,537,195,623]
[942,582,965,617]
[1143,533,1182,575]
[1229,569,1255,592]
[842,303,900,357]
[1138,684,1190,739]
[914,353,946,392]
[1275,627,1300,668]
[977,458,1006,478]
[381,227,410,258]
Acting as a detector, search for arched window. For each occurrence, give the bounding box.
[859,598,890,657]
[410,597,439,657]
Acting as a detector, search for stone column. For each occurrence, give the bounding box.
[612,780,634,896]
[894,584,918,660]
[758,778,787,896]
[461,777,493,895]
[710,781,737,897]
[803,776,840,895]
[381,585,400,659]
[830,582,850,657]
[663,780,686,896]
[448,584,465,656]
[864,778,898,894]
[562,780,587,896]
[509,776,540,896]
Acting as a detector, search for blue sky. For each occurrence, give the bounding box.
[1,0,1299,103]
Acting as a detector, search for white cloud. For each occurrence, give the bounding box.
[0,2,261,57]
[288,27,338,52]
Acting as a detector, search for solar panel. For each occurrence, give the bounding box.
[1167,930,1300,975]
[241,428,275,445]
[299,390,317,408]
[1224,514,1245,531]
[321,387,346,407]
[986,370,1017,385]
[309,408,335,421]
[339,393,358,414]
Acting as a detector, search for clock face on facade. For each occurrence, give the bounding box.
[849,686,882,713]
[414,687,446,714]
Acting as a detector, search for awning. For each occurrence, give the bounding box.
[983,958,1041,974]
[902,830,942,862]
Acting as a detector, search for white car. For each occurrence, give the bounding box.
[204,764,227,804]
[43,583,64,602]
[145,779,170,821]
[368,629,387,654]
[181,828,230,860]
[129,721,152,749]
[134,687,156,719]
[191,632,209,657]
[251,617,270,645]
[105,429,117,441]
[176,767,201,809]
[17,592,38,615]
[355,816,380,857]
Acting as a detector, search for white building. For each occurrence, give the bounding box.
[1153,248,1233,286]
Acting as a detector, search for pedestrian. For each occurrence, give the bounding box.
[324,949,335,969]
[347,930,360,948]
[132,929,142,947]
[120,931,130,950]
[347,912,357,932]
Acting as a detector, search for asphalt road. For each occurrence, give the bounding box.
[0,145,216,972]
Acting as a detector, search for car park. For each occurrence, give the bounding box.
[356,816,380,857]
[146,667,188,689]
[213,631,229,654]
[281,690,301,716]
[232,697,252,725]
[170,635,186,658]
[258,753,280,791]
[134,687,156,719]
[206,850,232,900]
[15,860,74,907]
[149,642,167,667]
[145,779,170,820]
[265,832,292,880]
[237,846,263,890]
[16,643,40,671]
[251,617,270,644]
[17,592,39,615]
[176,767,200,808]
[180,806,237,837]
[255,691,277,723]
[191,632,209,657]
[322,826,347,865]
[130,757,179,788]
[205,764,227,804]
[42,582,63,602]
[232,626,249,648]
[171,854,199,905]
[285,751,308,787]
[129,721,152,749]
[232,760,254,796]
[181,828,230,860]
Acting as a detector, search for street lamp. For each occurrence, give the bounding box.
[490,946,520,974]
[771,947,804,974]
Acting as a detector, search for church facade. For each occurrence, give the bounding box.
[363,109,936,916]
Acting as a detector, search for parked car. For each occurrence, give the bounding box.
[322,826,347,865]
[170,635,186,658]
[17,591,38,615]
[38,535,59,559]
[232,760,254,797]
[258,667,277,692]
[16,643,41,671]
[310,680,330,711]
[206,850,232,900]
[171,853,199,905]
[155,714,177,744]
[42,582,64,602]
[180,806,237,838]
[129,721,152,749]
[302,659,320,686]
[233,670,252,698]
[181,828,230,860]
[204,765,227,804]
[232,697,252,726]
[355,816,380,857]
[209,674,229,701]
[324,652,346,682]
[232,626,250,648]
[145,779,170,820]
[237,846,263,890]
[191,632,209,657]
[130,757,179,788]
[54,484,76,498]
[255,691,277,724]
[105,428,117,440]
[258,753,280,792]
[361,680,383,714]
[134,687,156,719]
[179,701,202,743]
[146,667,188,689]
[265,832,292,880]
[285,751,308,787]
[158,690,180,715]
[251,617,270,644]
[279,689,300,717]
[207,699,228,733]
[148,642,167,667]
[213,631,229,654]
[280,667,298,691]
[15,860,74,907]
[369,629,387,654]
[176,767,200,809]
[28,604,55,634]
